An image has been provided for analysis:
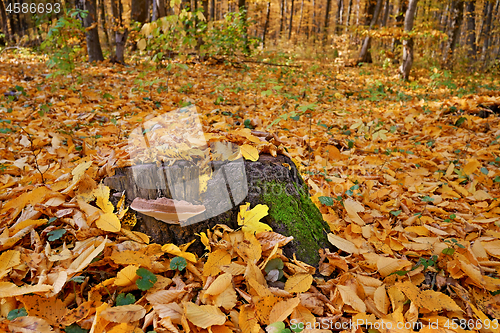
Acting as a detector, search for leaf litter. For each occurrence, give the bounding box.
[0,57,499,332]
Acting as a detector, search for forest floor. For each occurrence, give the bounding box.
[1,53,500,333]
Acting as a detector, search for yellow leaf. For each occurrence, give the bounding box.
[96,212,121,233]
[240,144,259,162]
[284,273,313,293]
[268,297,301,323]
[205,273,233,295]
[463,159,481,176]
[0,282,52,298]
[94,183,114,214]
[204,249,232,276]
[327,233,359,254]
[137,39,147,50]
[337,285,366,313]
[115,265,139,287]
[184,303,226,328]
[161,244,197,262]
[344,198,366,226]
[238,203,272,234]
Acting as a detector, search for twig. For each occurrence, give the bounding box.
[17,124,46,184]
[0,46,21,56]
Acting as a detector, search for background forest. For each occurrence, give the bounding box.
[1,0,499,74]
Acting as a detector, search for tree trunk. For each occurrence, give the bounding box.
[345,0,352,31]
[279,0,285,37]
[210,0,215,20]
[335,0,344,34]
[297,0,304,36]
[479,0,494,64]
[382,0,390,26]
[81,0,105,62]
[464,0,476,64]
[104,154,331,266]
[311,0,316,38]
[323,0,332,42]
[202,0,209,19]
[443,0,464,67]
[0,0,10,42]
[98,0,111,51]
[263,1,271,46]
[131,0,148,23]
[358,0,383,63]
[392,0,407,60]
[400,0,418,80]
[288,0,295,39]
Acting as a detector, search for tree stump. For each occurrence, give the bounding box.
[104,154,331,265]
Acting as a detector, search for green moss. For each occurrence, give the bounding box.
[260,180,328,264]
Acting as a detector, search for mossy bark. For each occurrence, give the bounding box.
[104,154,332,265]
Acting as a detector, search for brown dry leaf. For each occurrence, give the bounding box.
[100,304,146,323]
[336,285,366,313]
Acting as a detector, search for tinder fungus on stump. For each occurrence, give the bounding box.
[104,154,331,265]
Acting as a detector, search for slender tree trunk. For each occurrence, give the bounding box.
[335,0,344,34]
[0,0,10,42]
[382,0,390,26]
[400,0,418,80]
[358,0,383,63]
[311,0,316,38]
[80,0,105,62]
[98,0,111,51]
[279,0,285,37]
[210,0,215,20]
[202,0,209,19]
[288,0,295,39]
[297,0,305,36]
[345,0,352,31]
[464,0,476,64]
[443,0,464,67]
[111,0,128,63]
[479,0,494,64]
[392,0,407,61]
[262,1,271,46]
[323,0,332,42]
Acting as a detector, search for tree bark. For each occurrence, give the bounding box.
[479,0,494,65]
[104,154,331,266]
[345,0,352,31]
[382,0,390,26]
[279,0,285,37]
[297,0,305,36]
[288,0,295,39]
[262,2,271,46]
[81,0,105,62]
[400,0,418,80]
[323,0,332,42]
[443,0,464,67]
[98,0,111,51]
[464,0,476,64]
[358,0,384,63]
[210,0,215,20]
[131,0,148,23]
[392,0,407,61]
[0,0,10,42]
[202,0,209,19]
[335,0,344,34]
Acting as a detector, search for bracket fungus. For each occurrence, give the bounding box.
[130,197,206,225]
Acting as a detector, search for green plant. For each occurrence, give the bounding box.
[442,238,465,255]
[136,268,157,290]
[40,8,87,79]
[170,256,187,271]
